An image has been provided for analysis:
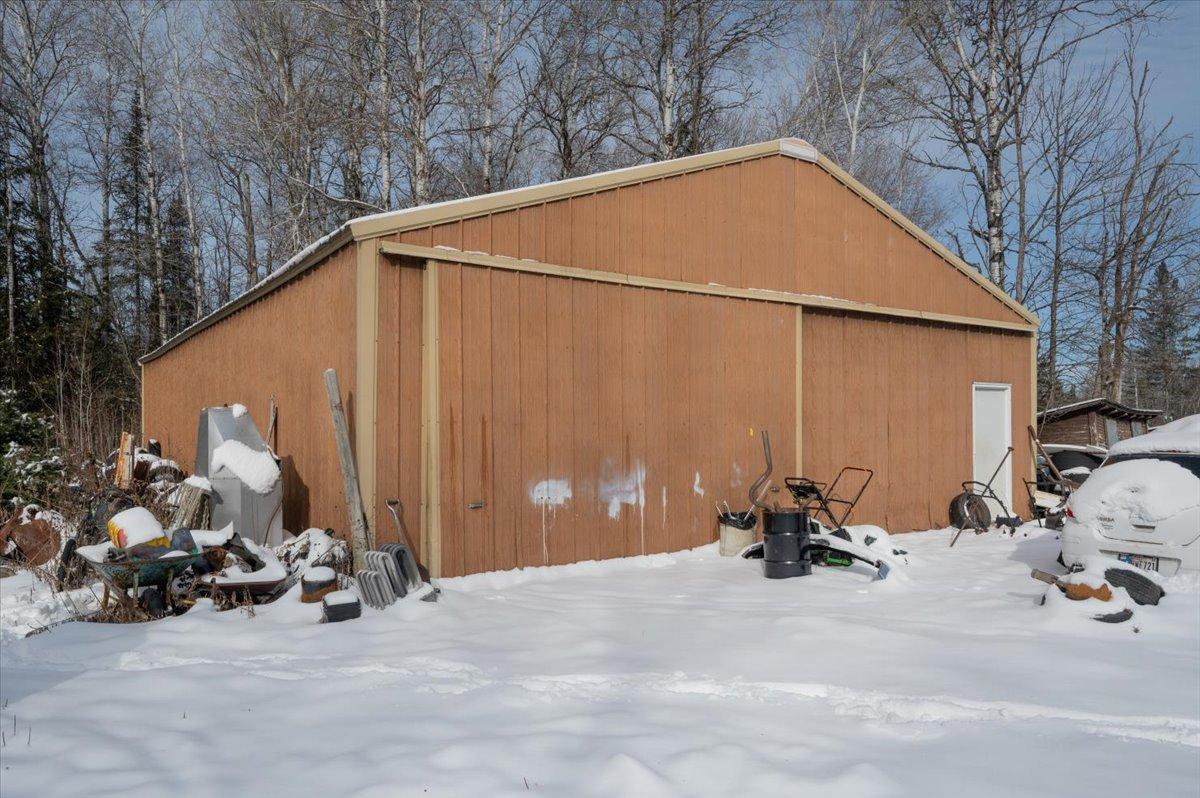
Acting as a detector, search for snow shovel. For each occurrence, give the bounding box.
[384,498,437,601]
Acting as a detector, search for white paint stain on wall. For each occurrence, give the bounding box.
[661,486,668,528]
[693,472,705,497]
[597,461,647,555]
[598,463,646,520]
[530,479,572,507]
[529,478,571,565]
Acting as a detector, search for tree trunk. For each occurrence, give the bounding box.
[239,171,258,284]
[658,0,677,160]
[412,1,430,205]
[168,15,205,321]
[4,169,13,345]
[375,0,392,208]
[136,84,168,344]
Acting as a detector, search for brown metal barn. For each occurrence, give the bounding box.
[141,139,1038,577]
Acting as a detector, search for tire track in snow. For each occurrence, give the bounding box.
[513,673,1199,746]
[52,650,1199,747]
[108,648,1195,748]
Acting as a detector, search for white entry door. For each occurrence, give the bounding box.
[972,383,1012,515]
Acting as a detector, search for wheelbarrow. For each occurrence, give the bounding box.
[83,549,207,615]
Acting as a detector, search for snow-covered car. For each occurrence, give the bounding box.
[1060,415,1200,575]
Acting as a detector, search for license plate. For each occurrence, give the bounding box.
[1117,553,1159,572]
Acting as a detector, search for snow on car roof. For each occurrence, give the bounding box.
[1108,414,1200,456]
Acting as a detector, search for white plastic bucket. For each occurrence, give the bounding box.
[719,522,756,556]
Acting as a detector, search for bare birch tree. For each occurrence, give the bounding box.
[904,0,1154,289]
[607,0,787,161]
[524,0,624,180]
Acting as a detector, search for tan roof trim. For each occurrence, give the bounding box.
[347,139,819,239]
[380,241,1038,334]
[813,155,1038,326]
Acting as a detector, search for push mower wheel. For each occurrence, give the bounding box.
[949,492,991,531]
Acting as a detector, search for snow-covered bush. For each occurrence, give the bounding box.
[0,389,65,506]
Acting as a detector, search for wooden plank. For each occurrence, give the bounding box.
[617,186,644,277]
[544,276,576,565]
[489,270,521,571]
[437,262,465,576]
[596,281,627,560]
[460,266,494,575]
[795,306,803,477]
[324,368,370,571]
[595,189,621,272]
[519,203,546,263]
[692,293,718,546]
[571,278,601,563]
[545,199,572,266]
[641,180,669,280]
[570,194,597,270]
[665,291,691,553]
[518,273,549,565]
[490,210,520,258]
[643,289,671,553]
[375,250,401,546]
[398,265,425,556]
[620,286,648,555]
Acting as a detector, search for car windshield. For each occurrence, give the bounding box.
[1103,453,1200,479]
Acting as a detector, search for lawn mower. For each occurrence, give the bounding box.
[741,431,889,579]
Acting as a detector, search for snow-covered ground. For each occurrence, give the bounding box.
[1,525,1197,797]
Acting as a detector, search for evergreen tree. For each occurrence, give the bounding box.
[1130,263,1198,419]
[162,192,195,336]
[113,94,149,352]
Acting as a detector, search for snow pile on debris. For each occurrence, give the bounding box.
[209,439,280,494]
[2,525,1197,796]
[0,571,101,643]
[1109,413,1200,456]
[1069,458,1200,525]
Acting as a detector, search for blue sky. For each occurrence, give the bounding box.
[934,2,1199,278]
[1085,1,1200,149]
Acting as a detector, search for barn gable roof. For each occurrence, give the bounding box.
[141,139,1035,364]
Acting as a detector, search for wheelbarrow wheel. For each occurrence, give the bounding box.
[949,492,991,532]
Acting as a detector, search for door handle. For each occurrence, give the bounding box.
[467,501,486,510]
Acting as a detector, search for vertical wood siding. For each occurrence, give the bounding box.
[431,262,797,577]
[374,260,424,554]
[141,244,357,533]
[144,151,1034,576]
[802,310,1034,531]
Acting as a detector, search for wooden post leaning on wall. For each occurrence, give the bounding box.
[325,367,371,571]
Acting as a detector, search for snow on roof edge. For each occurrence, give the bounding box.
[1039,397,1162,421]
[1107,414,1200,456]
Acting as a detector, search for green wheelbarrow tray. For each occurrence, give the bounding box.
[83,549,207,591]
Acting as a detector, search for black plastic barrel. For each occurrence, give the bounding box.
[761,510,812,579]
